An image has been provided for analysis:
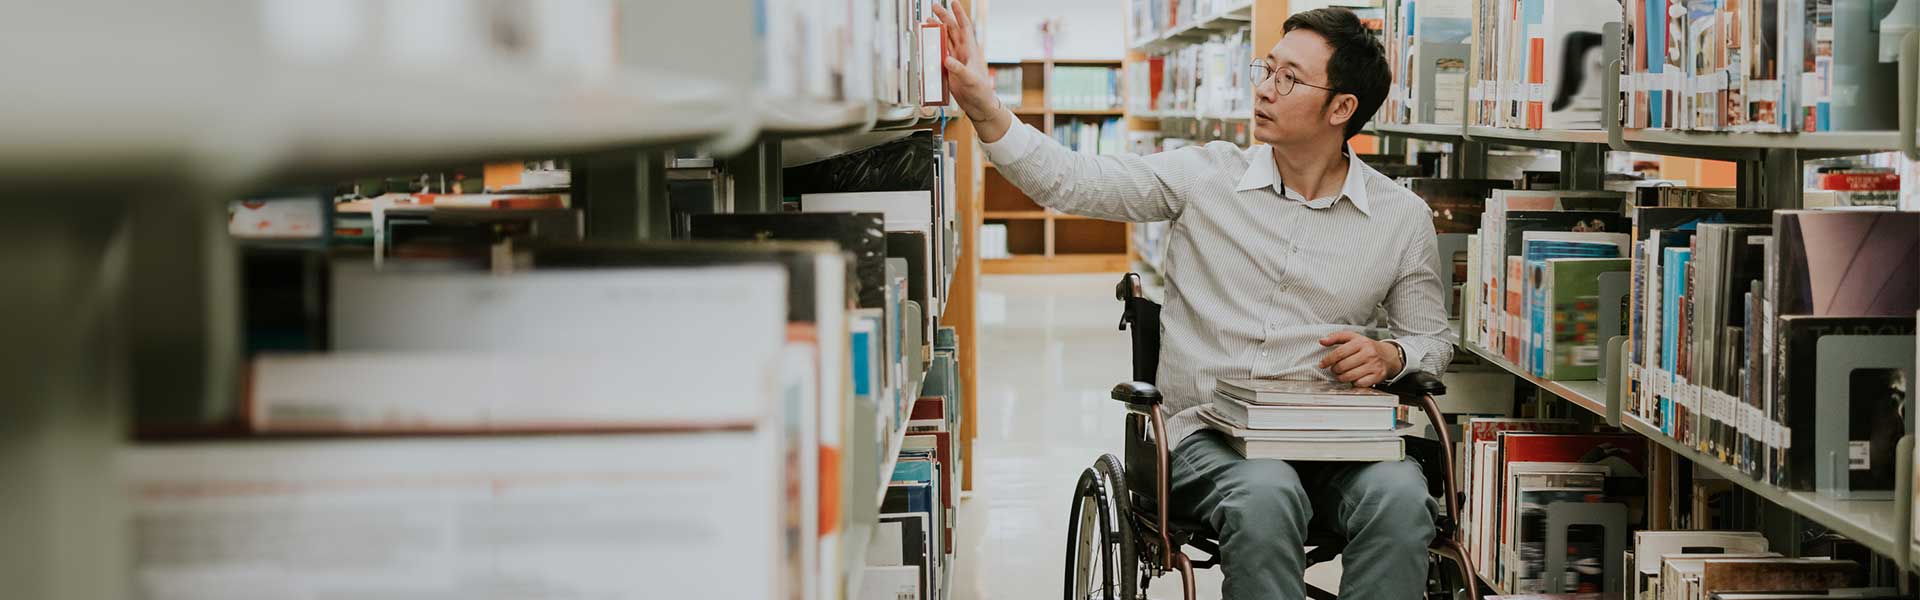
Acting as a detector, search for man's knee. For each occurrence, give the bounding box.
[1216,459,1311,530]
[1347,460,1436,530]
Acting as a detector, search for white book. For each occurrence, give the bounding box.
[1210,394,1399,431]
[800,191,935,232]
[1197,406,1412,439]
[858,565,922,600]
[125,431,783,600]
[254,265,787,432]
[1212,378,1401,407]
[1226,434,1405,462]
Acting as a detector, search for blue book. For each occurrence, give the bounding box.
[1661,247,1692,435]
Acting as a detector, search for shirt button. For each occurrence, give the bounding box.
[1260,351,1269,358]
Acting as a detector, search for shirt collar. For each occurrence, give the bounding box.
[1235,144,1373,217]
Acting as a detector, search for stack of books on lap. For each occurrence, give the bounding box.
[1200,379,1408,461]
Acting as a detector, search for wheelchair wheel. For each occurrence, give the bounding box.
[1426,547,1475,600]
[1064,454,1138,600]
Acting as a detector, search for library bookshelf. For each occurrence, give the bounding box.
[981,57,1135,275]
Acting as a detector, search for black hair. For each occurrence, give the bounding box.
[1282,8,1391,139]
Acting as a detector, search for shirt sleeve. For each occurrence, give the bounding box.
[979,110,1205,223]
[1383,215,1456,381]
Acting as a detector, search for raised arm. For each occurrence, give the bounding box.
[933,4,1192,223]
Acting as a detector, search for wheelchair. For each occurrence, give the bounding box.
[1064,273,1480,600]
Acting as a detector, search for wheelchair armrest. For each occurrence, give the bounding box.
[1376,371,1446,399]
[1111,381,1163,405]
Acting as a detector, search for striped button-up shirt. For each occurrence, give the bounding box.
[982,122,1454,443]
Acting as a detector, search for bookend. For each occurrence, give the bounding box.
[1814,335,1916,500]
[1061,273,1480,600]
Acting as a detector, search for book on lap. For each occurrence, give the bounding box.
[1210,394,1400,431]
[1224,432,1405,462]
[1213,378,1401,407]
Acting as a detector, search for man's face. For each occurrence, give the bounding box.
[1251,29,1351,146]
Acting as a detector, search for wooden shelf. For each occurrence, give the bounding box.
[1031,58,1126,65]
[1051,108,1127,116]
[981,254,1131,274]
[983,211,1049,220]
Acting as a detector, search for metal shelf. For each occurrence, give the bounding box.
[1128,2,1255,53]
[1368,122,1467,142]
[1464,126,1609,149]
[1621,416,1911,569]
[1456,341,1610,419]
[1461,336,1914,569]
[1613,128,1904,161]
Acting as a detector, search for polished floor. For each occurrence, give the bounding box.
[952,274,1342,600]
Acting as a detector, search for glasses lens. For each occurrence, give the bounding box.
[1249,64,1266,86]
[1278,71,1296,96]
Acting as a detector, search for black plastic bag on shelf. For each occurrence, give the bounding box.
[783,131,940,194]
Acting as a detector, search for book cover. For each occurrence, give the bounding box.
[689,212,889,308]
[1770,210,1920,317]
[1213,378,1400,406]
[1697,559,1857,596]
[1405,177,1517,234]
[1775,315,1916,491]
[1543,259,1633,380]
[127,432,785,599]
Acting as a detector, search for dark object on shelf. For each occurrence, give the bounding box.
[1522,171,1561,190]
[1405,177,1517,234]
[1774,315,1915,492]
[783,132,941,194]
[240,245,330,355]
[689,212,888,308]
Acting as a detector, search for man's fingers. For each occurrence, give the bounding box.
[1319,330,1358,346]
[1319,337,1371,368]
[1355,371,1384,388]
[1333,350,1373,374]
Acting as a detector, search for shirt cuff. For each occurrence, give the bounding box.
[979,113,1044,165]
[1384,339,1421,382]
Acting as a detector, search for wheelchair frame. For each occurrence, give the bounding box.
[1063,273,1480,600]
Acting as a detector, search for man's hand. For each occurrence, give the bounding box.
[1317,331,1403,388]
[929,3,1013,142]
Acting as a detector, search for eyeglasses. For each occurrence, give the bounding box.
[1249,62,1336,96]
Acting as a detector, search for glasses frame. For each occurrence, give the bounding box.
[1248,62,1336,97]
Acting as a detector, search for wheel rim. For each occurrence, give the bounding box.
[1074,493,1102,599]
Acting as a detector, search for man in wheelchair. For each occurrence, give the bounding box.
[933,5,1461,599]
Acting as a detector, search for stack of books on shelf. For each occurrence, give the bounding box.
[1458,418,1647,594]
[1047,66,1122,111]
[1446,174,1919,505]
[1382,0,1474,125]
[990,65,1024,108]
[1465,189,1634,379]
[1128,0,1245,42]
[1382,0,1620,128]
[1466,0,1618,129]
[1625,208,1916,497]
[1627,530,1891,600]
[1150,27,1253,117]
[1200,379,1408,461]
[1620,0,1902,131]
[1050,117,1127,155]
[762,0,942,109]
[161,131,972,600]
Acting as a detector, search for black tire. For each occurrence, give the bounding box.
[1064,454,1139,600]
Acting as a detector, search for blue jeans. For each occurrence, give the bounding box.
[1170,430,1437,600]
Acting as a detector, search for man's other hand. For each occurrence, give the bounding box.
[1316,331,1403,388]
[929,3,1013,142]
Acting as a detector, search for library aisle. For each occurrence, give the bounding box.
[952,274,1341,600]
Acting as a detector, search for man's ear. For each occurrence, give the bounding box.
[1326,93,1359,131]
